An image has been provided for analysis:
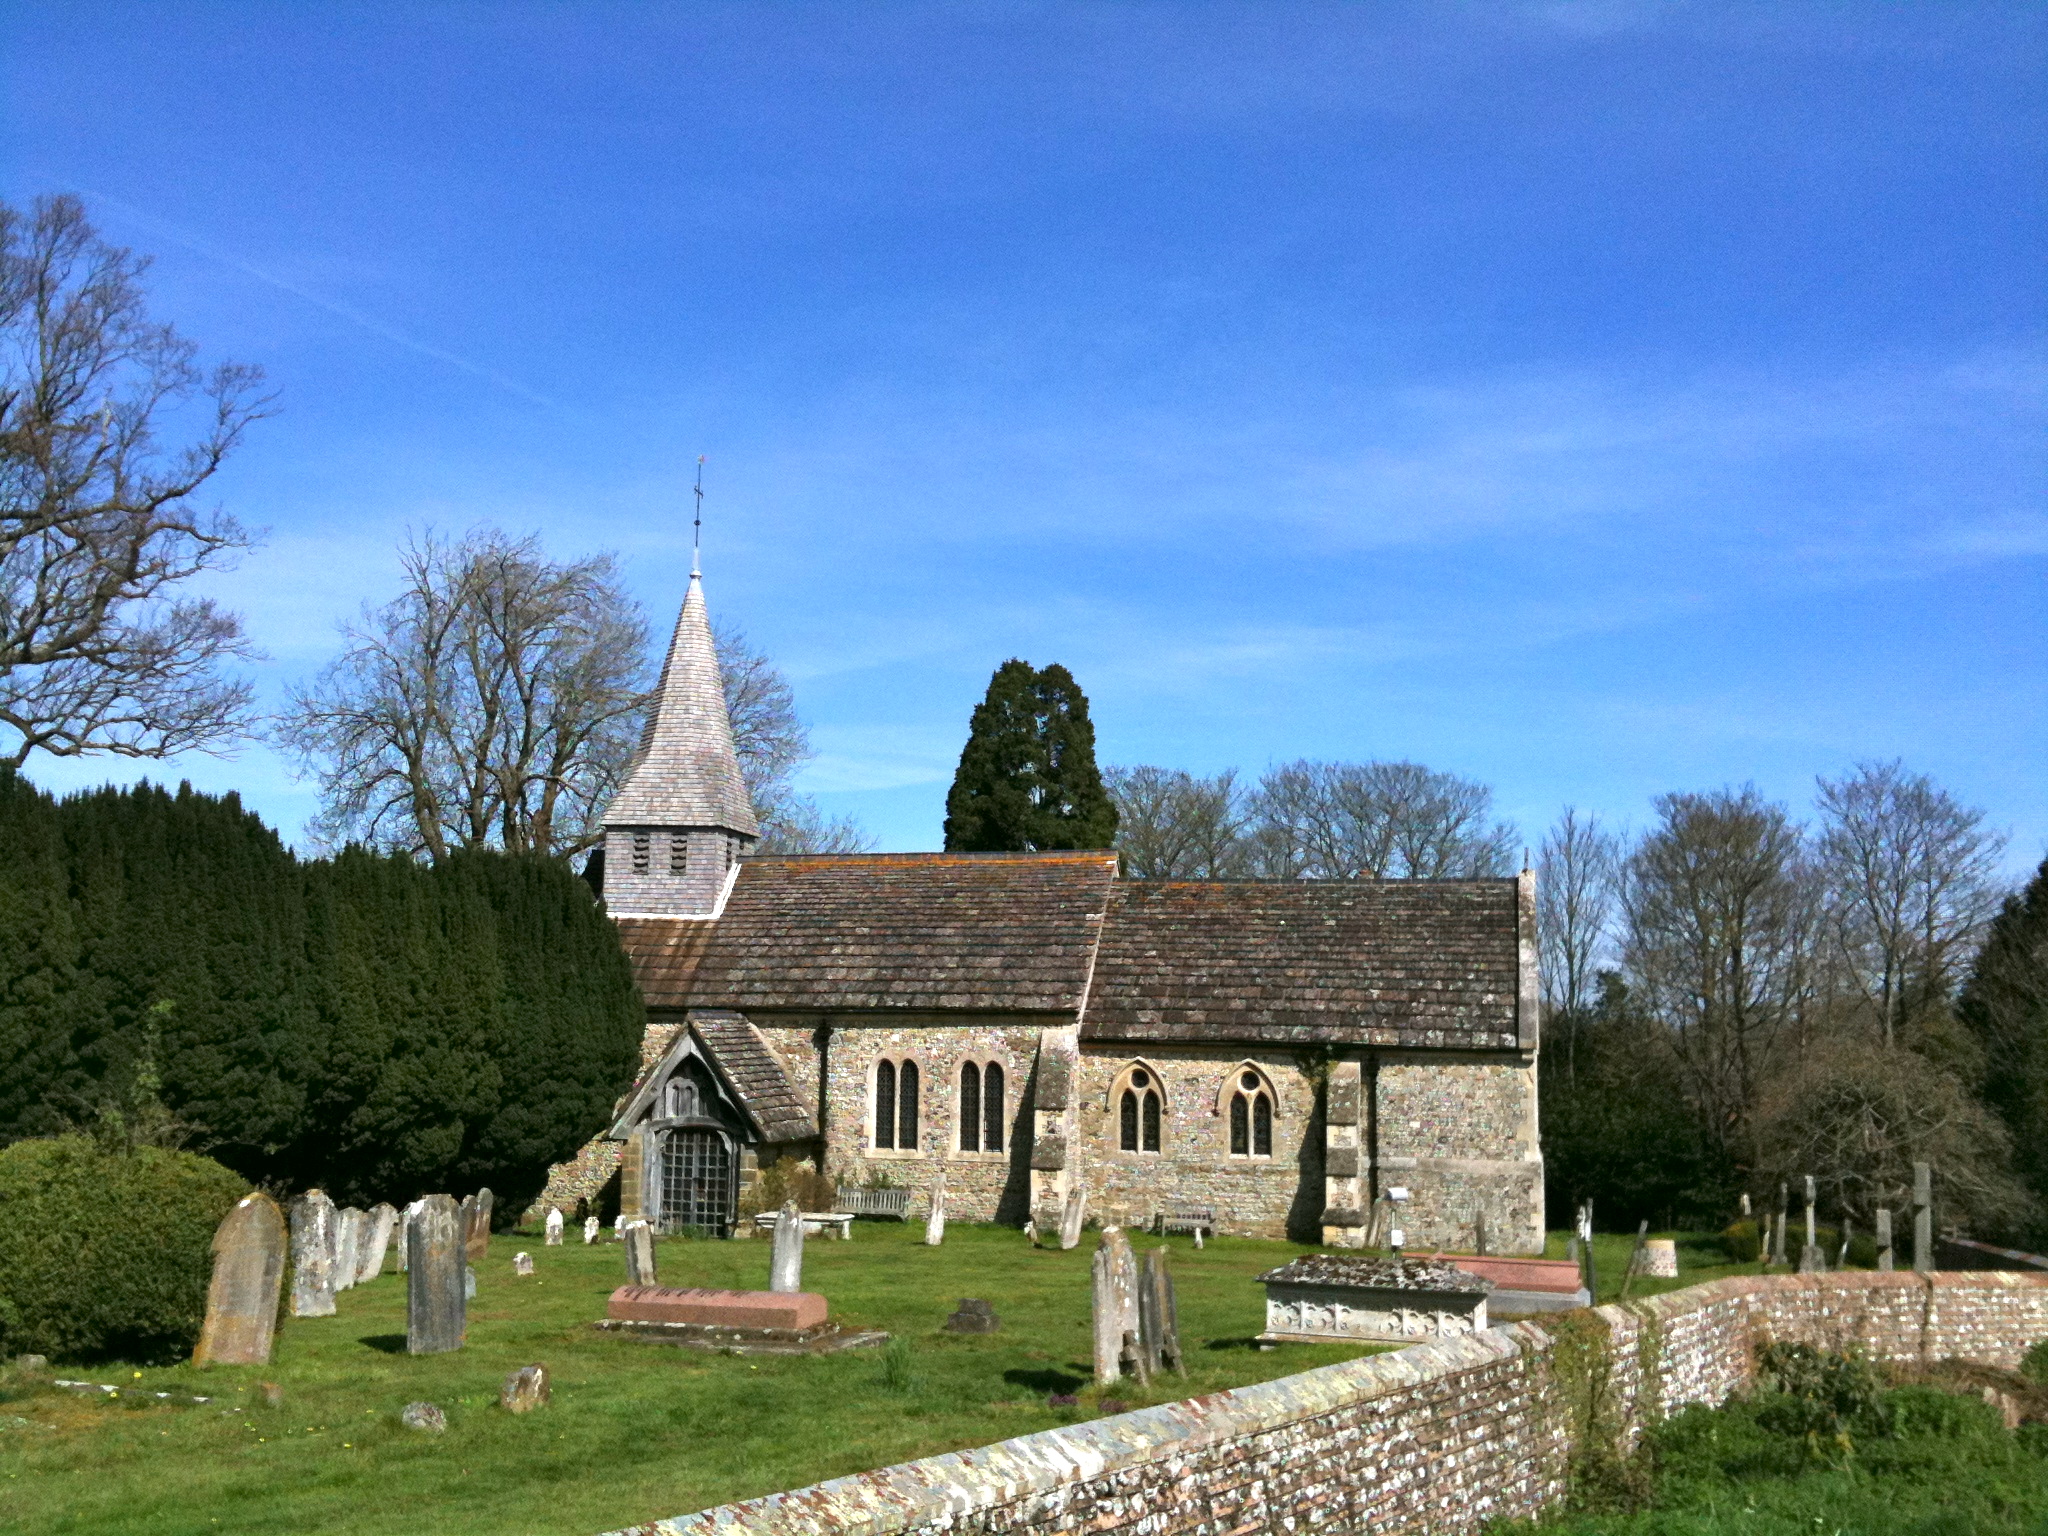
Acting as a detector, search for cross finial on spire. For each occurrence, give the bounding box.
[692,455,706,577]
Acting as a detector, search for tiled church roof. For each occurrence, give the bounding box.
[1081,879,1523,1050]
[604,573,759,836]
[615,851,1120,1014]
[688,1011,817,1143]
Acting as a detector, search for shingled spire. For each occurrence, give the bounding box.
[601,571,758,917]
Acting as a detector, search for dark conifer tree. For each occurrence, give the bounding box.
[0,771,80,1140]
[944,660,1119,852]
[1959,856,2048,1234]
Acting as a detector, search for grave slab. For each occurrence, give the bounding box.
[1257,1255,1492,1344]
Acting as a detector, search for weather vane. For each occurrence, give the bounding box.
[692,455,705,575]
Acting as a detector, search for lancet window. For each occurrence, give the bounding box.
[1118,1066,1163,1154]
[873,1058,921,1151]
[958,1061,1006,1153]
[1228,1069,1275,1158]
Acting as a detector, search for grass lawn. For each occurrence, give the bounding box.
[0,1221,1385,1536]
[1539,1229,1770,1306]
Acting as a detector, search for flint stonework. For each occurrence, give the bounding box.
[288,1192,338,1318]
[194,1193,287,1366]
[406,1194,465,1355]
[769,1202,804,1293]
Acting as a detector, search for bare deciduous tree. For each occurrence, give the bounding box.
[1621,786,1818,1170]
[1815,759,2007,1048]
[1249,759,1518,880]
[1538,807,1621,1083]
[0,194,269,765]
[1106,765,1251,878]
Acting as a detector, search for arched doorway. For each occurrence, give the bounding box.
[661,1127,735,1235]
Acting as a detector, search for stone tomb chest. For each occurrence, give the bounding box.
[1256,1255,1492,1345]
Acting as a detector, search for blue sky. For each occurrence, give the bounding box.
[4,2,2043,866]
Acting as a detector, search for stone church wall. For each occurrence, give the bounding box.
[1374,1054,1543,1256]
[604,1271,2048,1536]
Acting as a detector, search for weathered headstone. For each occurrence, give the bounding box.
[1836,1217,1853,1270]
[1912,1161,1933,1275]
[1138,1246,1184,1378]
[924,1173,946,1247]
[193,1193,287,1366]
[464,1266,477,1299]
[465,1188,494,1263]
[943,1298,1000,1334]
[405,1194,465,1355]
[288,1192,338,1318]
[624,1221,659,1286]
[1798,1176,1825,1274]
[1058,1185,1087,1251]
[500,1364,549,1413]
[769,1202,804,1293]
[400,1401,446,1433]
[359,1204,397,1283]
[544,1208,564,1246]
[333,1207,364,1293]
[583,1215,601,1245]
[1091,1228,1143,1387]
[1876,1207,1895,1272]
[395,1200,424,1272]
[514,1251,535,1277]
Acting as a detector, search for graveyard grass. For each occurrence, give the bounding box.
[0,1224,1766,1535]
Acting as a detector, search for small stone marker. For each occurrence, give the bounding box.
[545,1208,564,1246]
[288,1191,338,1318]
[1091,1228,1143,1386]
[1058,1185,1087,1252]
[500,1364,549,1413]
[358,1204,397,1283]
[1641,1239,1679,1278]
[16,1355,48,1372]
[465,1188,494,1263]
[584,1215,601,1245]
[924,1173,946,1247]
[400,1401,446,1433]
[1876,1207,1895,1272]
[1139,1246,1184,1377]
[769,1202,804,1293]
[624,1221,658,1286]
[943,1298,999,1334]
[335,1207,366,1293]
[193,1192,287,1366]
[464,1266,477,1300]
[514,1251,534,1277]
[405,1194,465,1355]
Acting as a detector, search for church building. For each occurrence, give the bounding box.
[542,565,1545,1254]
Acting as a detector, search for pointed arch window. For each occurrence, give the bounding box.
[1118,1067,1163,1154]
[982,1062,1004,1153]
[665,1076,699,1120]
[959,1062,1006,1153]
[874,1060,897,1150]
[875,1058,920,1151]
[959,1062,982,1152]
[1229,1069,1275,1158]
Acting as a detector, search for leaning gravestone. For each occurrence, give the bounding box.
[194,1193,288,1366]
[288,1192,338,1318]
[925,1173,947,1247]
[1091,1228,1143,1386]
[358,1204,398,1283]
[466,1188,495,1263]
[544,1208,564,1246]
[395,1200,424,1272]
[1059,1185,1087,1252]
[406,1194,465,1355]
[624,1222,658,1286]
[1138,1246,1184,1378]
[769,1202,805,1293]
[333,1208,364,1293]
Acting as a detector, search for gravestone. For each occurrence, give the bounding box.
[405,1194,465,1355]
[584,1216,601,1245]
[359,1204,397,1283]
[943,1298,999,1334]
[514,1251,534,1277]
[193,1193,287,1366]
[624,1222,658,1287]
[1138,1246,1184,1377]
[1913,1161,1933,1275]
[924,1173,946,1247]
[769,1202,804,1293]
[1798,1176,1826,1273]
[1876,1207,1895,1272]
[1257,1255,1492,1344]
[333,1208,363,1293]
[400,1401,446,1433]
[1058,1185,1087,1251]
[545,1208,564,1246]
[288,1192,338,1318]
[500,1364,549,1413]
[1091,1228,1142,1386]
[465,1188,495,1263]
[395,1200,424,1272]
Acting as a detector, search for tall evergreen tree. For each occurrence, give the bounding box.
[944,659,1118,852]
[1959,856,2048,1236]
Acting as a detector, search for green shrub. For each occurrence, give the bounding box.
[1721,1219,1761,1262]
[0,1136,248,1363]
[2021,1338,2048,1388]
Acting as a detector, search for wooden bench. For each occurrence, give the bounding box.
[751,1211,855,1240]
[1155,1205,1216,1238]
[835,1187,912,1221]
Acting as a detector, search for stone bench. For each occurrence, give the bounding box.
[752,1211,854,1240]
[835,1187,912,1220]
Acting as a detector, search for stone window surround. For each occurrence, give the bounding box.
[869,1053,926,1155]
[1221,1060,1280,1161]
[1106,1059,1169,1156]
[954,1056,1009,1158]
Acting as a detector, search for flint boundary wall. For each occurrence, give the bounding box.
[606,1272,2048,1536]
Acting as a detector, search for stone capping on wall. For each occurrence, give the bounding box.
[600,1271,2048,1536]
